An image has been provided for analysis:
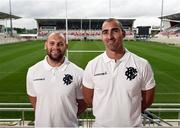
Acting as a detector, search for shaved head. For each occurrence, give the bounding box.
[47,32,66,43]
[102,18,125,33]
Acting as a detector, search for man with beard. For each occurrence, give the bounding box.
[26,32,87,127]
[82,18,155,127]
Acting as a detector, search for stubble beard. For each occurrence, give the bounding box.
[47,50,65,63]
[108,41,122,52]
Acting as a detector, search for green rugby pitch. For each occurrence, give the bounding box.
[0,40,179,103]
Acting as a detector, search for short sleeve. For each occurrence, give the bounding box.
[26,68,37,97]
[141,62,156,91]
[83,62,94,89]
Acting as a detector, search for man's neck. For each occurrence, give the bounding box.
[47,57,65,67]
[106,48,125,61]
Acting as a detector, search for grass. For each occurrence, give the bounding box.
[69,40,180,103]
[0,41,45,102]
[0,40,179,103]
[123,41,180,102]
[0,40,179,119]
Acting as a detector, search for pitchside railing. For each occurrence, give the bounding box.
[0,103,180,127]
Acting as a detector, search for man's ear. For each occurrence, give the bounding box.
[122,30,126,38]
[44,41,47,50]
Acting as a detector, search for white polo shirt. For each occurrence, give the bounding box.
[83,49,155,127]
[26,57,83,127]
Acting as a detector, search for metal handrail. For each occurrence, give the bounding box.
[143,110,173,126]
[1,103,180,126]
[1,102,180,106]
[0,103,31,106]
[142,113,163,126]
[1,107,180,112]
[0,108,33,111]
[152,103,180,107]
[148,108,180,112]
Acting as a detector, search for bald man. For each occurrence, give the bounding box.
[26,32,86,127]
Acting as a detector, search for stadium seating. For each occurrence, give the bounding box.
[37,29,134,40]
[0,34,28,44]
[156,23,180,38]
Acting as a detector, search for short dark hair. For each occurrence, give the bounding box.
[102,18,125,32]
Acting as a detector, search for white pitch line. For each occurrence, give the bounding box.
[68,50,104,53]
[0,92,26,95]
[156,93,180,95]
[0,72,23,73]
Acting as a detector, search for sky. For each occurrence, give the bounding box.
[0,0,180,29]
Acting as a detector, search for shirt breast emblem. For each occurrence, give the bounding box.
[125,67,137,81]
[63,74,73,85]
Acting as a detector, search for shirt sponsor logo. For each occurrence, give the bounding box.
[33,78,45,81]
[125,67,137,80]
[63,74,73,85]
[94,72,107,76]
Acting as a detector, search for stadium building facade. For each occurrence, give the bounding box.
[0,12,20,35]
[36,18,135,40]
[159,12,180,38]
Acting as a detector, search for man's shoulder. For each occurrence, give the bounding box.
[28,60,44,71]
[68,61,84,73]
[129,51,148,64]
[88,53,104,65]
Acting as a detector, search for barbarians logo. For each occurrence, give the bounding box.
[63,74,73,85]
[125,67,137,81]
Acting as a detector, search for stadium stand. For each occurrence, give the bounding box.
[0,12,20,19]
[150,12,180,45]
[158,23,180,37]
[0,12,30,44]
[36,18,135,40]
[0,34,32,44]
[1,11,180,127]
[0,25,4,33]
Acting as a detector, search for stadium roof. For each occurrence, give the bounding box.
[159,12,180,21]
[0,12,20,19]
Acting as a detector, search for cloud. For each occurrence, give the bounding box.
[0,0,180,28]
[13,18,37,29]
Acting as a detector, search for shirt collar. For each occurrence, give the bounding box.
[43,56,70,71]
[103,52,114,63]
[103,48,129,63]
